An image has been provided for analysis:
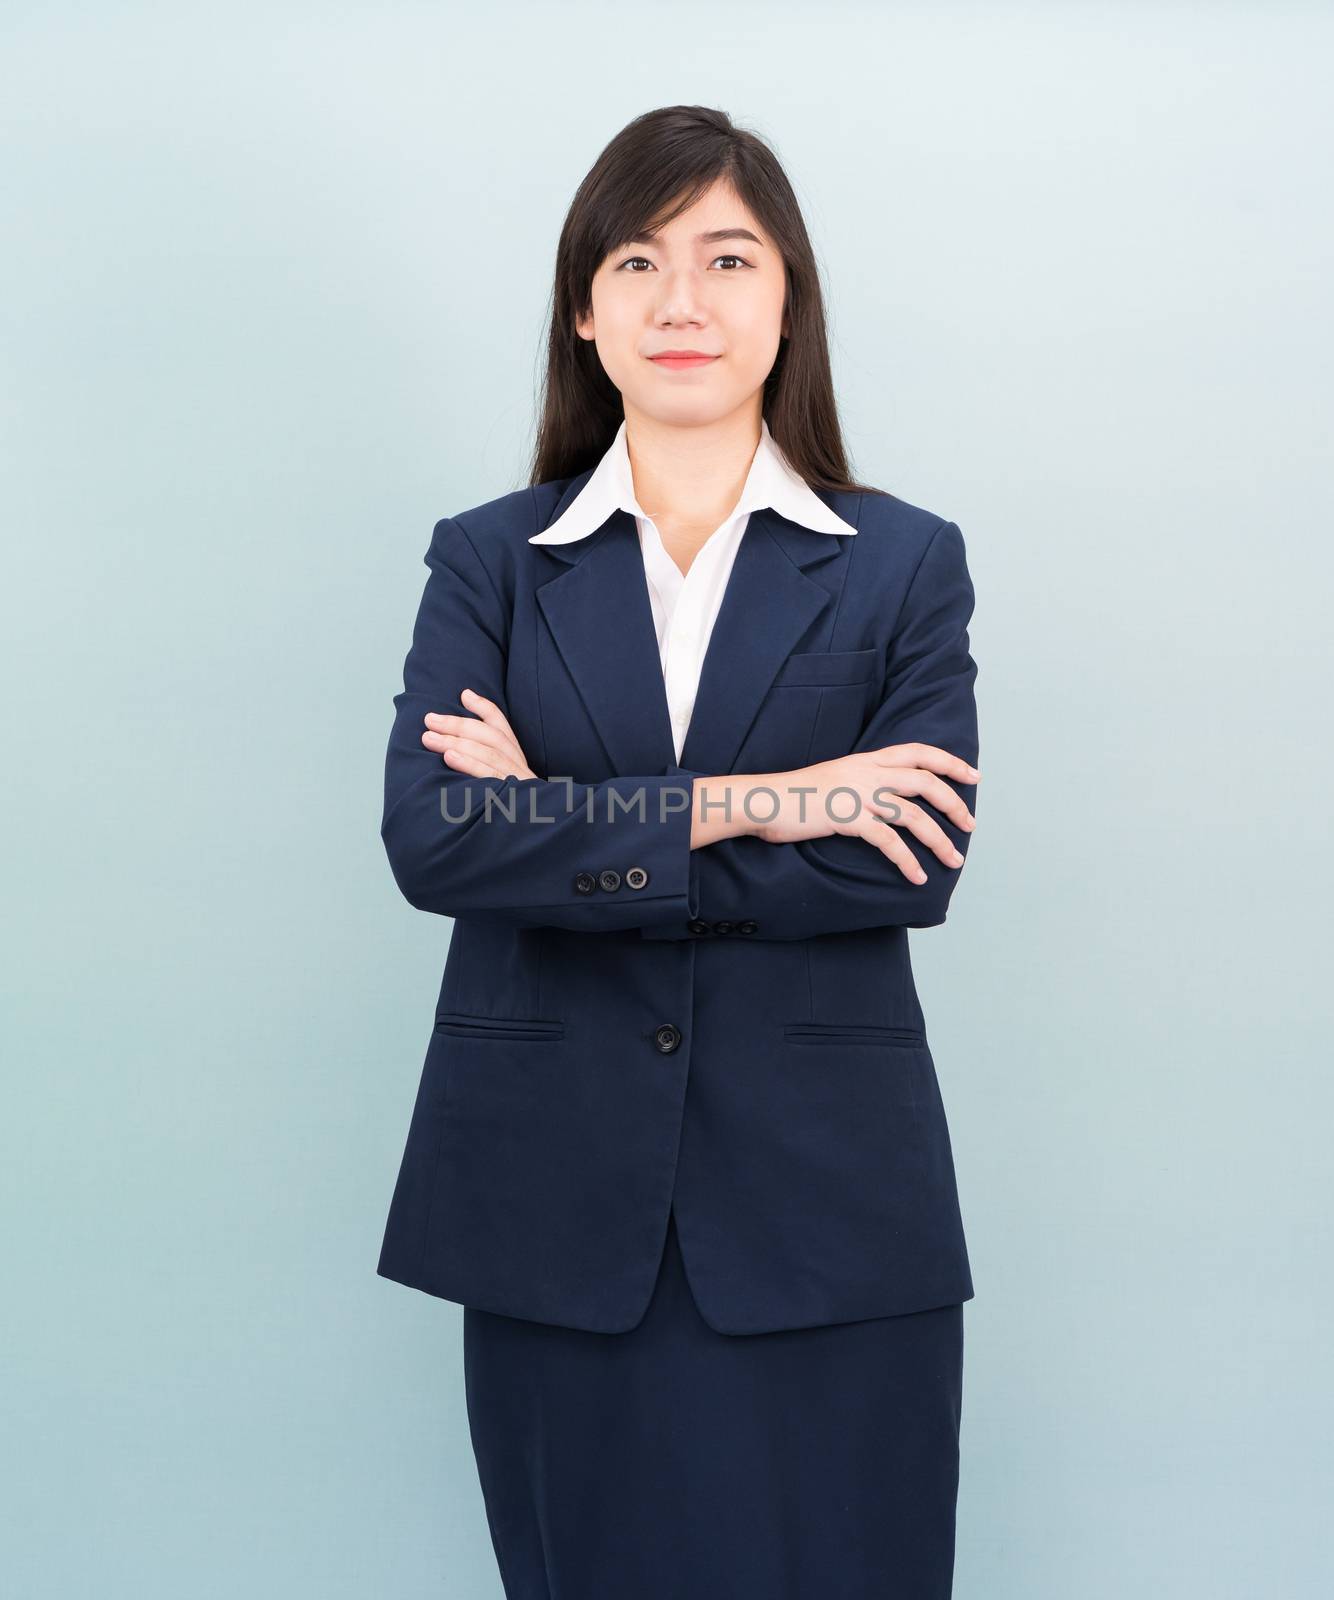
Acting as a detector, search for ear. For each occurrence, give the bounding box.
[575,310,595,341]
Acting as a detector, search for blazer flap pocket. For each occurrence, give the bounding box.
[772,648,879,688]
[783,1021,926,1047]
[434,1010,564,1042]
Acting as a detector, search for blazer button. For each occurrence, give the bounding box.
[598,868,622,892]
[737,920,757,934]
[712,920,734,935]
[654,1023,682,1054]
[687,919,711,936]
[625,865,649,890]
[574,871,597,894]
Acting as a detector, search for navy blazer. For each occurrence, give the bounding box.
[376,468,980,1334]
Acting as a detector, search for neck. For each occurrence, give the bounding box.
[622,402,763,542]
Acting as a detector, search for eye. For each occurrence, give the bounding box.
[612,253,756,273]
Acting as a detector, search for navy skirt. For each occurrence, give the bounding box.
[463,1206,965,1599]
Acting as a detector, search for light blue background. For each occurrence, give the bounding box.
[4,4,1331,1596]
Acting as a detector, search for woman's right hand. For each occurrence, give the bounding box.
[741,744,979,885]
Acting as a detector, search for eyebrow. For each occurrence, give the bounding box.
[620,227,766,248]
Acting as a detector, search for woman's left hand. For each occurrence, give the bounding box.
[422,688,539,781]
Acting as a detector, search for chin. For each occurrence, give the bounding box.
[632,394,742,430]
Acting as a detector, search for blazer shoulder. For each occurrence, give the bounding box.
[848,486,962,576]
[422,482,570,601]
[435,483,544,545]
[435,475,586,554]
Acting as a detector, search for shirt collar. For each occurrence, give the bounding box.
[529,416,858,544]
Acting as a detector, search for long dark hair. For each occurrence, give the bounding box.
[530,105,882,497]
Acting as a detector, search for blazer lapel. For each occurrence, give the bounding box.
[536,505,679,775]
[679,507,845,775]
[536,491,848,779]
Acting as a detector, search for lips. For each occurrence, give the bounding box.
[648,352,721,370]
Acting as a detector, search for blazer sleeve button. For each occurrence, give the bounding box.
[687,919,711,936]
[625,865,649,890]
[737,920,758,934]
[574,871,597,894]
[712,920,734,935]
[598,868,622,892]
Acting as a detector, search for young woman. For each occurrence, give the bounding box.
[377,105,982,1598]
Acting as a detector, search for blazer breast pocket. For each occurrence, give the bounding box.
[771,648,880,689]
[740,649,882,770]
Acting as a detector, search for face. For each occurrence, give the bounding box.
[575,178,788,429]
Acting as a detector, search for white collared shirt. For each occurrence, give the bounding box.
[530,417,857,762]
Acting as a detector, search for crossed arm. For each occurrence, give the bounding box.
[382,514,980,940]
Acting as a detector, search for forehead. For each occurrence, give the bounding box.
[620,181,771,250]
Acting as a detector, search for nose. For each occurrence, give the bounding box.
[653,266,709,327]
